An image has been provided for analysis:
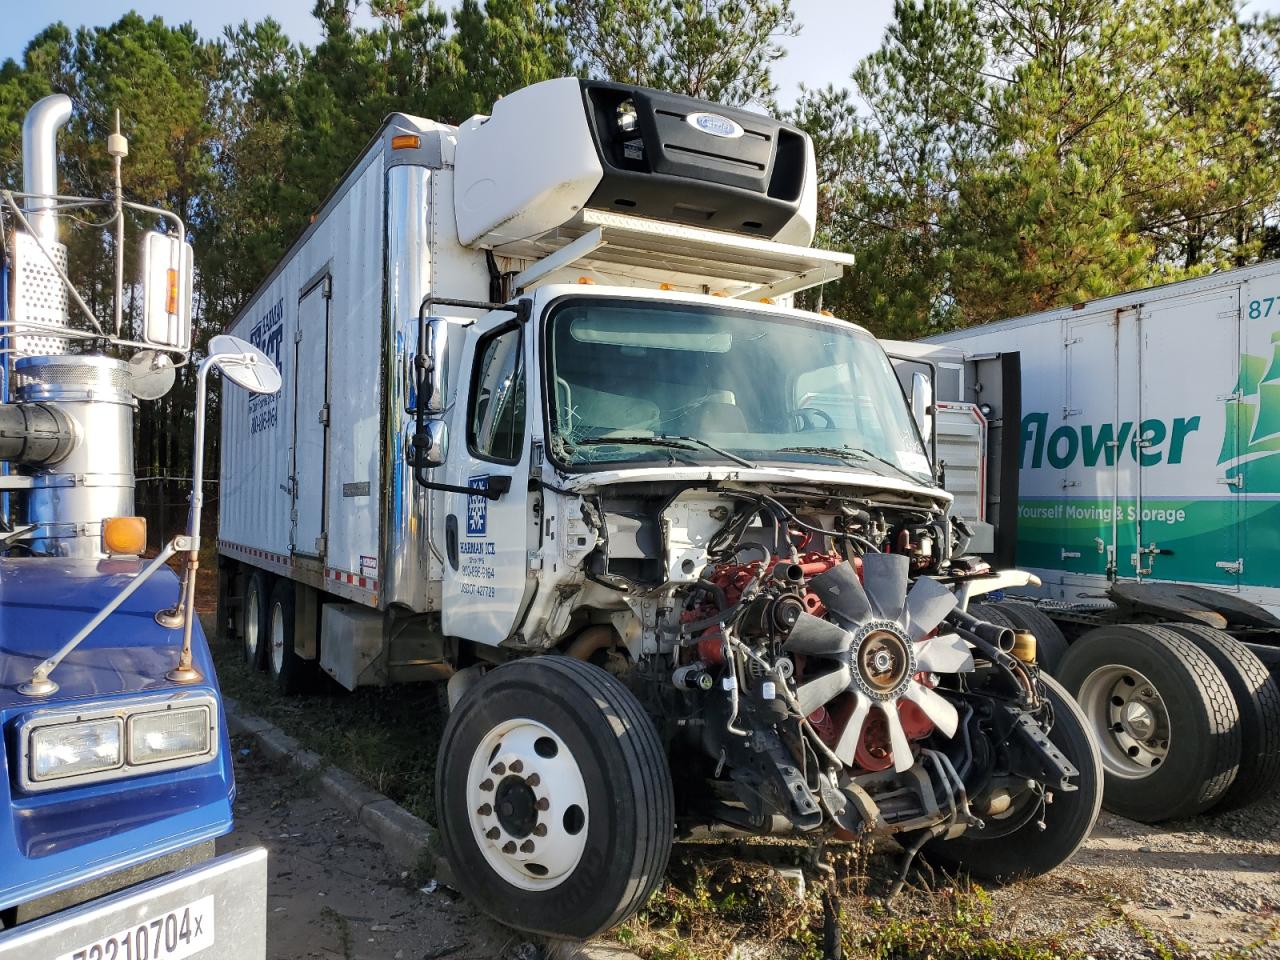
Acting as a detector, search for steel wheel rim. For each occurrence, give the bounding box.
[1077,665,1171,779]
[270,601,285,675]
[465,717,589,891]
[245,587,260,660]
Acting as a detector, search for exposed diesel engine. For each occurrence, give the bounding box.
[577,484,1089,870]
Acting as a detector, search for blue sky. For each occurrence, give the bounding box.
[5,0,1280,107]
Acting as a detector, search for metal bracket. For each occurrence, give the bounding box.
[512,227,606,291]
[1216,558,1244,575]
[1218,475,1244,489]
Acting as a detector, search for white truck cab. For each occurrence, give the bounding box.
[218,78,1101,939]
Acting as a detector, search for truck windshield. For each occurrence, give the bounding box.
[545,297,933,484]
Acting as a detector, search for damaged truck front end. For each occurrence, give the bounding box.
[429,289,1102,939]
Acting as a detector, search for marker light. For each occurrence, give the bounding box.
[165,268,180,315]
[577,276,596,285]
[391,134,421,150]
[128,705,213,765]
[30,718,123,782]
[102,516,147,556]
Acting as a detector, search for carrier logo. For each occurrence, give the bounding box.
[1219,336,1280,491]
[248,297,284,435]
[686,112,744,139]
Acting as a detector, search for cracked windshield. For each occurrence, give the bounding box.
[547,298,933,484]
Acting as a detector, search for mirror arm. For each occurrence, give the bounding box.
[410,467,511,500]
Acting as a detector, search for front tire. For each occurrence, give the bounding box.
[923,674,1102,880]
[1056,624,1241,821]
[436,656,673,939]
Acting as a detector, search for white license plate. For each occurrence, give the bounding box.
[56,895,214,960]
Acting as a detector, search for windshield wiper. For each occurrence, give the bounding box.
[575,434,757,469]
[777,445,934,486]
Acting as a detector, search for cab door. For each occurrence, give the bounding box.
[440,316,536,644]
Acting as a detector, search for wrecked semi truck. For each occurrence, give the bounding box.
[917,264,1280,823]
[216,78,1102,938]
[0,96,273,957]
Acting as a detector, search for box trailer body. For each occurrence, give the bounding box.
[217,78,1102,939]
[926,262,1280,610]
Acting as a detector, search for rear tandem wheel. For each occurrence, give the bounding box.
[1056,624,1241,822]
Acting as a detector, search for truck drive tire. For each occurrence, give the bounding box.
[990,601,1069,674]
[436,656,673,939]
[1056,624,1241,822]
[1162,623,1280,813]
[922,674,1102,880]
[267,579,307,694]
[243,570,270,670]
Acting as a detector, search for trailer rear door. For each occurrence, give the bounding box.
[1136,290,1239,589]
[292,276,331,557]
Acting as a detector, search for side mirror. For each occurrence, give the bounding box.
[422,317,449,415]
[413,420,449,469]
[140,231,194,352]
[910,370,934,443]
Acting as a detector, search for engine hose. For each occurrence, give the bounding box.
[952,622,1038,706]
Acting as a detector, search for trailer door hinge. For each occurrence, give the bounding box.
[1217,558,1244,575]
[1217,390,1243,402]
[318,403,330,426]
[322,276,332,299]
[527,548,542,570]
[315,534,327,554]
[1063,407,1081,418]
[1064,337,1082,347]
[1218,474,1244,489]
[295,328,303,343]
[1062,479,1080,489]
[1061,549,1081,559]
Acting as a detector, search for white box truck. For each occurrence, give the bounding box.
[216,78,1102,938]
[916,265,1280,824]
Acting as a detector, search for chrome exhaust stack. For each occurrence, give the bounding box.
[21,94,72,246]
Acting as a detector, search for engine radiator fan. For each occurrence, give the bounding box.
[785,552,974,771]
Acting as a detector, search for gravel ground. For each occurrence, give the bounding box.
[967,792,1280,958]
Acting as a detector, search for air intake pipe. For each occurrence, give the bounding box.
[0,402,76,466]
[22,93,72,246]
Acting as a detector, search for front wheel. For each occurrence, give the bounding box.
[923,673,1102,880]
[436,657,673,939]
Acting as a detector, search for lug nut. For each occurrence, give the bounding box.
[485,827,500,840]
[479,778,494,792]
[520,840,535,853]
[502,841,517,854]
[536,797,550,812]
[533,824,547,837]
[509,760,524,773]
[526,773,541,787]
[477,804,492,817]
[492,762,506,776]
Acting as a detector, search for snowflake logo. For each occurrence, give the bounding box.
[467,477,488,537]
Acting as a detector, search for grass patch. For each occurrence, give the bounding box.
[207,617,444,824]
[615,845,1088,960]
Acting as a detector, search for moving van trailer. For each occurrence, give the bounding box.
[217,78,1102,938]
[916,266,1280,824]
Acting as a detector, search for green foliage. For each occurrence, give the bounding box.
[799,0,1280,337]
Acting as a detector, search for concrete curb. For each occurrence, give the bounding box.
[223,697,643,960]
[223,696,453,887]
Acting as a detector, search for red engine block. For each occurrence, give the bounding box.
[687,551,936,773]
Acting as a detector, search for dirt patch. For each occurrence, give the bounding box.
[218,734,529,960]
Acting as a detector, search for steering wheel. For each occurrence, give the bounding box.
[793,407,837,431]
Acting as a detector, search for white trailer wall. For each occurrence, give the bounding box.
[219,140,387,605]
[928,260,1280,608]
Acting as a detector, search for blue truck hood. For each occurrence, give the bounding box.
[0,557,234,911]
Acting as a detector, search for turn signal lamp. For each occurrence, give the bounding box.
[391,134,421,151]
[165,269,180,315]
[577,276,596,285]
[102,516,147,556]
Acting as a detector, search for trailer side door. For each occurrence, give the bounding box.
[292,275,331,558]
